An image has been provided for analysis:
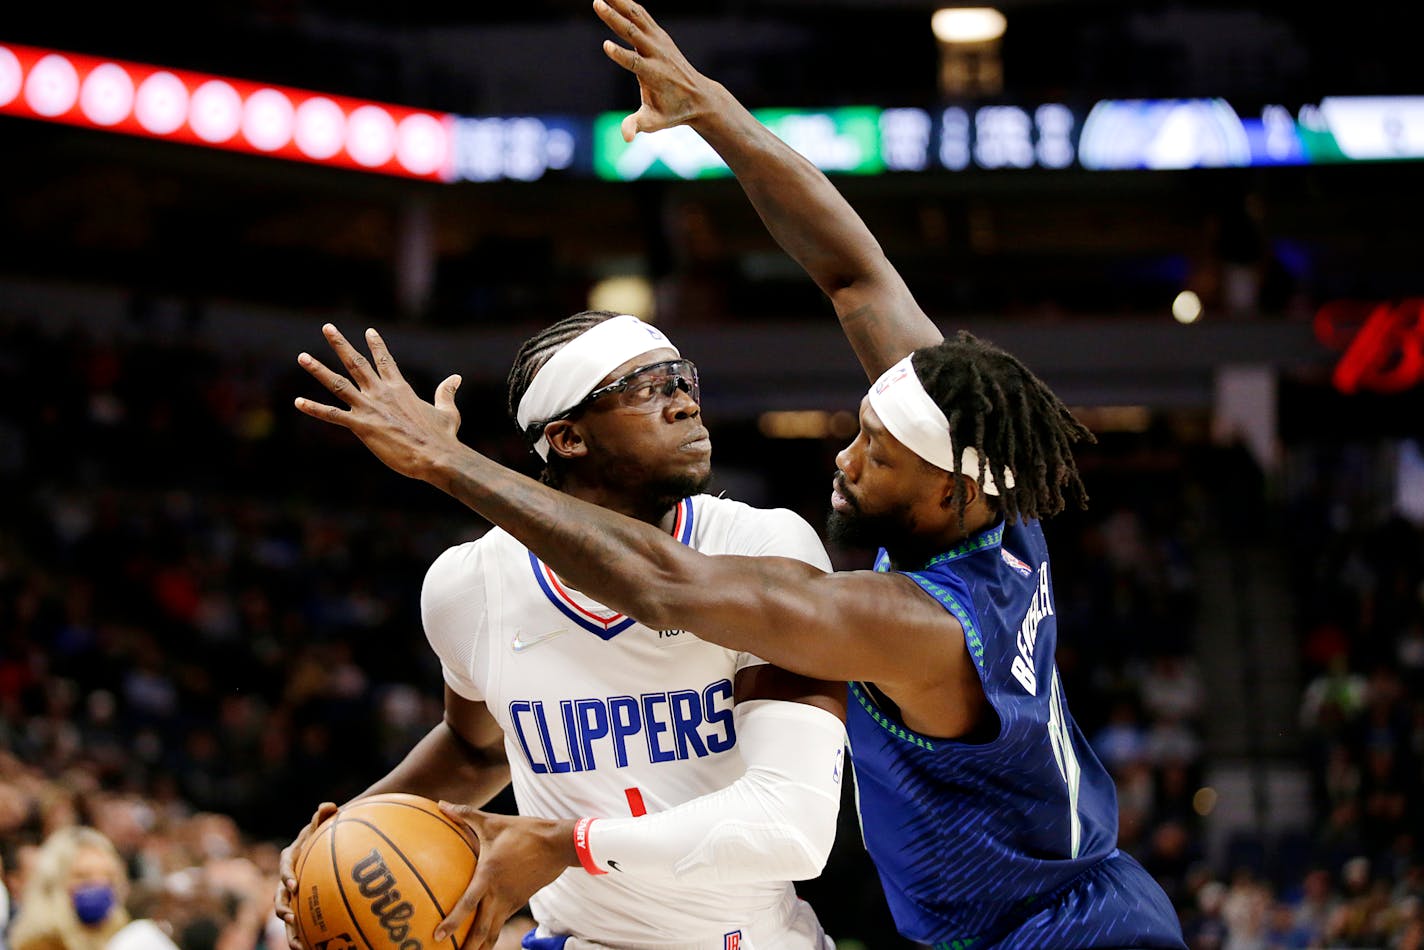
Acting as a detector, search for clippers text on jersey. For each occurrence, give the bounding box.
[508,679,736,774]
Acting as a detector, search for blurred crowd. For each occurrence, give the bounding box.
[1270,442,1424,949]
[0,770,281,950]
[0,317,518,950]
[0,316,1421,949]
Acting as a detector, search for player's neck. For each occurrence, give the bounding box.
[886,507,999,569]
[562,483,681,534]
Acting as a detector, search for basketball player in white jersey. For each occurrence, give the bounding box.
[275,313,847,950]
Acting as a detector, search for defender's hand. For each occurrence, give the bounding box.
[295,325,463,485]
[433,803,577,950]
[594,0,722,142]
[274,801,339,950]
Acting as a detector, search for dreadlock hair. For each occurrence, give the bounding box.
[910,330,1095,525]
[505,310,624,486]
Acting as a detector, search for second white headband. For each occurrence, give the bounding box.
[866,355,1014,495]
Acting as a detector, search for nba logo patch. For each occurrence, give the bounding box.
[1001,547,1033,577]
[873,361,912,394]
[724,931,742,950]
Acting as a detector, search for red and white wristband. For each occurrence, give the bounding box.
[573,817,605,875]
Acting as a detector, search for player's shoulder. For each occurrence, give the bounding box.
[424,527,519,587]
[691,493,831,568]
[692,491,809,525]
[692,492,816,536]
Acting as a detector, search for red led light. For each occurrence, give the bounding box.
[0,42,453,180]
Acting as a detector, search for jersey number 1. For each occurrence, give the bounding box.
[1046,667,1082,859]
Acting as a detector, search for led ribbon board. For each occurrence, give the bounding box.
[0,42,454,180]
[594,107,883,180]
[6,41,1423,180]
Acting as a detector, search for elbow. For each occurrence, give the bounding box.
[754,771,841,881]
[443,720,508,774]
[776,800,837,882]
[795,791,840,879]
[824,249,892,297]
[824,273,856,296]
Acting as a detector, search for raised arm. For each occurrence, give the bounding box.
[595,0,942,379]
[293,325,989,950]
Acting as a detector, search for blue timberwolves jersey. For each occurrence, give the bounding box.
[847,519,1171,947]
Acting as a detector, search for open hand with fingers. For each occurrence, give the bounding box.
[431,804,576,950]
[594,0,726,142]
[295,324,464,487]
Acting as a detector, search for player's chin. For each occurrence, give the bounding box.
[681,456,713,488]
[659,456,713,498]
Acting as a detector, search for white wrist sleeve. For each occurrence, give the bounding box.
[583,699,846,883]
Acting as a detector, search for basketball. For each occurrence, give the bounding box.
[293,793,479,950]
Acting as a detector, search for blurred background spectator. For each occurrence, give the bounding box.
[8,825,146,950]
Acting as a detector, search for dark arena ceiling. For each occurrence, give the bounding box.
[2,0,1419,333]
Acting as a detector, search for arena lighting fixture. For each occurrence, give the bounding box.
[931,7,1007,44]
[1069,406,1151,434]
[757,410,859,440]
[588,275,656,322]
[1172,290,1204,324]
[1192,787,1218,816]
[0,42,453,180]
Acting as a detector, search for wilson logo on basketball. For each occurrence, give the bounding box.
[351,849,422,950]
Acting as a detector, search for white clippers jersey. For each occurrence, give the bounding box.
[421,494,834,949]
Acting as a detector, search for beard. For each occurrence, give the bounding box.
[644,467,713,512]
[590,444,712,520]
[827,507,887,551]
[827,500,936,567]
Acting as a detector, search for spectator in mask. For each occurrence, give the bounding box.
[8,828,129,950]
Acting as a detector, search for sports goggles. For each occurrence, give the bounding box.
[529,359,700,435]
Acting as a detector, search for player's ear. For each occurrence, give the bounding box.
[939,471,977,510]
[545,420,589,460]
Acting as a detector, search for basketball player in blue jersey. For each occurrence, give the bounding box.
[292,2,1187,948]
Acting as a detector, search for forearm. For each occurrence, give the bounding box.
[356,719,510,807]
[427,445,696,631]
[693,85,881,296]
[576,700,845,883]
[689,84,942,373]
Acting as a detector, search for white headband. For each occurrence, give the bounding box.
[866,355,1014,496]
[516,314,679,460]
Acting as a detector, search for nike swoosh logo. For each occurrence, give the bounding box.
[606,859,623,872]
[511,628,569,653]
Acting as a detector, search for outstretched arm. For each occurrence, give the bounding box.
[294,325,956,694]
[294,326,987,949]
[595,0,942,379]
